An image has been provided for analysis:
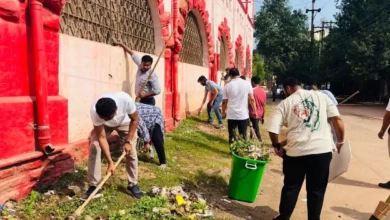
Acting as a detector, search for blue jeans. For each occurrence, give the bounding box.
[207,94,223,125]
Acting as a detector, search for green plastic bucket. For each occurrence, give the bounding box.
[228,152,268,203]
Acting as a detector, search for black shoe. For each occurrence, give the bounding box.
[378,181,390,189]
[273,215,290,220]
[126,184,144,199]
[81,186,103,200]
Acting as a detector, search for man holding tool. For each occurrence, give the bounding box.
[136,103,167,168]
[197,75,224,129]
[268,78,345,220]
[378,98,390,189]
[85,91,143,200]
[114,42,161,106]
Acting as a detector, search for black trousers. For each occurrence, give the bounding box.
[140,97,156,106]
[272,93,276,102]
[249,117,262,141]
[277,152,332,220]
[227,119,248,144]
[151,124,166,165]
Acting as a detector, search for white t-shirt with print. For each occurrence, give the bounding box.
[386,98,390,111]
[90,92,136,127]
[267,89,340,157]
[222,78,253,120]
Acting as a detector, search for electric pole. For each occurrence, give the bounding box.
[306,0,321,57]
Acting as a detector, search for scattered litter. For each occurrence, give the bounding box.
[221,199,232,203]
[148,186,213,218]
[0,204,5,211]
[67,196,73,200]
[118,210,126,215]
[44,190,55,196]
[75,170,79,173]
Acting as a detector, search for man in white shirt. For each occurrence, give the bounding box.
[86,92,143,200]
[222,68,257,144]
[268,78,345,220]
[378,98,390,189]
[114,42,161,106]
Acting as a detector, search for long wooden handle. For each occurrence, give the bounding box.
[339,91,360,105]
[135,32,174,102]
[73,152,127,216]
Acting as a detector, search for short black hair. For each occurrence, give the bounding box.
[225,67,230,71]
[229,68,240,77]
[95,97,117,118]
[251,76,261,84]
[240,75,246,80]
[197,75,207,82]
[141,55,153,64]
[283,77,301,88]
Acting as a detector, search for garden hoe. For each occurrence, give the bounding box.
[67,152,127,220]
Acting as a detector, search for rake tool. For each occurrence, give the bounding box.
[67,152,127,220]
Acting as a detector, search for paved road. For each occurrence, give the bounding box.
[258,101,390,220]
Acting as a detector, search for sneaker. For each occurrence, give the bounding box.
[159,164,167,169]
[379,181,390,189]
[126,184,144,199]
[214,124,224,129]
[81,186,103,201]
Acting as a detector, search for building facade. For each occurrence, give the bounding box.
[0,0,254,202]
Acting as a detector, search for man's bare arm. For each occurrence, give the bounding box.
[94,125,115,173]
[199,92,208,110]
[379,111,390,139]
[222,99,228,117]
[127,111,139,142]
[114,42,134,55]
[248,93,257,117]
[330,116,345,153]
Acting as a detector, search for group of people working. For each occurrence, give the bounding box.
[84,42,167,200]
[82,39,352,220]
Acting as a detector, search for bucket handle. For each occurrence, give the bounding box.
[245,162,257,170]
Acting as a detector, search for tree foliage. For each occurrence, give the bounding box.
[252,53,269,81]
[254,0,311,82]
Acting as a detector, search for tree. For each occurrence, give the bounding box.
[322,0,390,97]
[254,0,311,82]
[252,53,269,81]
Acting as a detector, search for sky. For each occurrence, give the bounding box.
[254,0,339,26]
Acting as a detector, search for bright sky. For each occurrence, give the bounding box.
[254,0,338,26]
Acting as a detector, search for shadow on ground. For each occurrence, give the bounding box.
[331,206,372,219]
[182,170,278,219]
[331,176,380,189]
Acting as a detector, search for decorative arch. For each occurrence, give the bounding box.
[218,18,234,69]
[235,35,245,74]
[246,45,252,77]
[176,0,214,67]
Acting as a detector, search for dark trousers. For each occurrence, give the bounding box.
[151,124,166,164]
[249,117,262,141]
[277,152,332,220]
[272,93,276,102]
[140,97,156,106]
[227,119,248,144]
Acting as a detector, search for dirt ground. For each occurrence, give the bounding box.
[211,101,390,220]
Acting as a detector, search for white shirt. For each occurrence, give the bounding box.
[222,78,253,120]
[267,89,340,156]
[387,98,390,111]
[90,92,137,127]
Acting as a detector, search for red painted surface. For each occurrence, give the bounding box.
[0,0,69,202]
[0,96,68,160]
[0,140,89,204]
[235,35,245,74]
[31,0,53,153]
[246,45,252,77]
[218,18,234,68]
[238,0,248,14]
[173,0,181,123]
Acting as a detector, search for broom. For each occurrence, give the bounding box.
[369,196,390,220]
